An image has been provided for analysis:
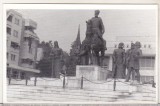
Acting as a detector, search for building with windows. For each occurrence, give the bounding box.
[103,36,156,83]
[19,19,39,69]
[7,10,40,79]
[7,10,22,66]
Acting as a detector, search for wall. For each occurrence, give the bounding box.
[7,10,23,66]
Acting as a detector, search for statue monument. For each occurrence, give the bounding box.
[50,41,63,78]
[77,10,108,81]
[79,10,107,66]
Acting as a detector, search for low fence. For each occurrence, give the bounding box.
[8,73,156,93]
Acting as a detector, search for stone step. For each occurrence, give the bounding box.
[8,85,155,101]
[8,85,155,97]
[7,92,115,102]
[8,92,155,102]
[7,87,131,99]
[7,89,121,100]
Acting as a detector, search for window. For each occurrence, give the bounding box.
[15,18,20,25]
[7,15,13,22]
[11,54,16,61]
[7,27,11,35]
[11,42,19,49]
[13,30,18,37]
[21,59,33,65]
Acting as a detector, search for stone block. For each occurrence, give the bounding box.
[76,65,109,81]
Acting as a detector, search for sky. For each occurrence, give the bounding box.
[15,9,157,53]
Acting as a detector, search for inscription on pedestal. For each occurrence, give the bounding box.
[79,67,94,71]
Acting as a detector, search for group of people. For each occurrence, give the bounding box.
[112,41,142,83]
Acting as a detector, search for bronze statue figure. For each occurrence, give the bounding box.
[125,43,135,82]
[112,42,126,79]
[79,10,107,66]
[51,41,63,78]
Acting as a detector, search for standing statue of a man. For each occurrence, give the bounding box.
[90,10,107,50]
[51,41,63,78]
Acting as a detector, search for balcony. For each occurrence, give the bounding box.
[24,30,39,41]
[10,41,20,49]
[25,19,37,29]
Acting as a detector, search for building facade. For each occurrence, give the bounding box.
[7,10,40,79]
[7,10,22,66]
[19,19,39,69]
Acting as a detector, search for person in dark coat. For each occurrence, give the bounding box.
[132,41,142,83]
[125,43,135,82]
[112,42,126,79]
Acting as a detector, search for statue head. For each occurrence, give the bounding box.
[95,10,100,17]
[54,41,59,48]
[135,41,141,48]
[118,42,124,49]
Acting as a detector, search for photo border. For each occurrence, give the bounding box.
[0,0,160,104]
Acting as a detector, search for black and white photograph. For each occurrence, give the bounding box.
[5,4,158,103]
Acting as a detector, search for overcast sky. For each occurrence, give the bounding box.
[15,9,157,52]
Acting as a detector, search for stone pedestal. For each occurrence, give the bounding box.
[76,65,109,81]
